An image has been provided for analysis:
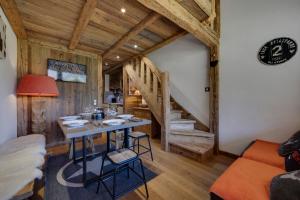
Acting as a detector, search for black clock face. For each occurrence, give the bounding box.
[258,37,297,65]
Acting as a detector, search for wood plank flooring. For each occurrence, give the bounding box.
[40,136,234,200]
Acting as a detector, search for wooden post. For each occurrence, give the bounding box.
[123,63,129,113]
[97,55,103,106]
[161,72,170,151]
[17,39,29,136]
[209,46,219,154]
[209,0,220,153]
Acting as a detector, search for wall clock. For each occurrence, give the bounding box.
[258,37,297,65]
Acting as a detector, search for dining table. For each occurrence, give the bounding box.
[57,117,152,187]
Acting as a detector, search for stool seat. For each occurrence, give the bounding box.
[107,149,138,164]
[129,131,147,138]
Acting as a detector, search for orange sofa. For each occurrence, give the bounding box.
[210,140,285,200]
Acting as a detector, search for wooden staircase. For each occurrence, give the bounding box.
[168,99,214,162]
[123,56,214,161]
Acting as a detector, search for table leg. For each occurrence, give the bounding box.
[107,131,111,152]
[82,136,87,186]
[72,138,76,162]
[124,128,129,148]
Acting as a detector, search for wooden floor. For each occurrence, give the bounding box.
[41,136,234,200]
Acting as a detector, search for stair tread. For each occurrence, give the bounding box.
[169,141,213,154]
[170,119,196,124]
[170,130,214,138]
[170,109,183,113]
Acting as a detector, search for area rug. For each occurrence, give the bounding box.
[45,146,157,200]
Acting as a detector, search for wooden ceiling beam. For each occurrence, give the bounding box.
[137,0,218,48]
[69,0,97,50]
[0,0,27,39]
[142,30,188,55]
[193,0,212,16]
[102,12,160,58]
[104,30,187,73]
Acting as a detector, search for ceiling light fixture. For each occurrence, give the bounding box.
[134,44,138,49]
[116,55,120,59]
[105,62,108,66]
[121,8,126,13]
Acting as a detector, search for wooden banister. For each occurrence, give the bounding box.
[124,56,170,150]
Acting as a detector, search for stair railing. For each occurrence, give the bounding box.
[124,56,170,150]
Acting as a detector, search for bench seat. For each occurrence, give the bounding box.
[242,139,284,169]
[210,158,285,200]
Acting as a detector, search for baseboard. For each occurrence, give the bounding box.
[219,150,239,159]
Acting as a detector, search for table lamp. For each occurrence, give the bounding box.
[17,74,59,135]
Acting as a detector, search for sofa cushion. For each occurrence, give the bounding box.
[210,158,285,200]
[270,170,300,200]
[242,140,284,169]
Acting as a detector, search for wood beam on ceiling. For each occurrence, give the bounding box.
[102,12,160,58]
[0,0,27,39]
[142,30,188,55]
[69,0,97,50]
[137,0,218,48]
[104,30,188,73]
[193,0,212,16]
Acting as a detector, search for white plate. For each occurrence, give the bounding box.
[66,124,85,128]
[117,114,134,120]
[60,116,81,121]
[103,119,126,126]
[62,120,89,126]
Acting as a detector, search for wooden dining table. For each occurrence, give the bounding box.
[58,118,152,187]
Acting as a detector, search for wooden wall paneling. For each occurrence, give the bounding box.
[17,39,29,137]
[17,40,102,145]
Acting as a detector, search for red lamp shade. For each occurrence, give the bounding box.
[17,74,59,97]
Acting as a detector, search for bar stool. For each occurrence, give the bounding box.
[96,148,149,199]
[127,131,153,161]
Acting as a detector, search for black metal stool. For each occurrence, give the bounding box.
[96,148,149,200]
[127,131,154,161]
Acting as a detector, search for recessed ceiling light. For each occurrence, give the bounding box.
[120,8,126,13]
[116,55,120,59]
[105,62,108,66]
[134,44,138,49]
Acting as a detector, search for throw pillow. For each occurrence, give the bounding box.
[279,130,300,156]
[270,170,300,200]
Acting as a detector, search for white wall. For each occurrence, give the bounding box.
[0,7,17,144]
[220,0,300,154]
[148,34,210,125]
